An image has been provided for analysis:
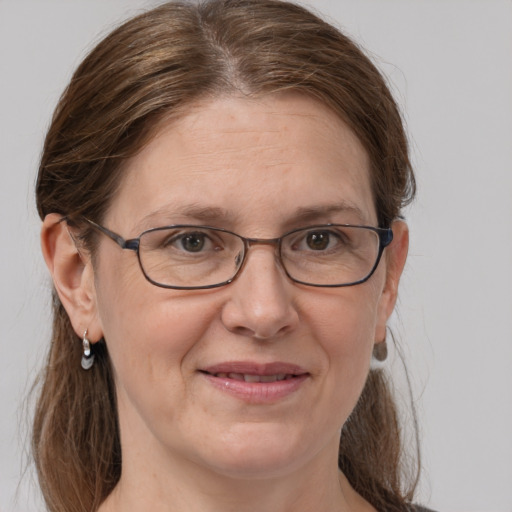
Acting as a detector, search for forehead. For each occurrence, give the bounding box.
[107,93,375,233]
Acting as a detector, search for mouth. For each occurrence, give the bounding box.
[203,372,298,383]
[199,362,309,403]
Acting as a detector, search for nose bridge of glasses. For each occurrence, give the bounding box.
[239,236,283,269]
[245,236,282,257]
[245,236,281,248]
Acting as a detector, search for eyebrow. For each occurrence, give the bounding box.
[137,204,232,230]
[136,201,368,231]
[290,203,367,225]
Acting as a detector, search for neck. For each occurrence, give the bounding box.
[98,446,374,512]
[98,400,376,512]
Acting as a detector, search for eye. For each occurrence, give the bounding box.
[157,230,218,254]
[300,229,343,251]
[286,227,350,254]
[180,233,206,252]
[141,227,229,258]
[305,231,332,251]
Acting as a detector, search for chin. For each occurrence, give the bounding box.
[206,454,304,481]
[196,423,320,480]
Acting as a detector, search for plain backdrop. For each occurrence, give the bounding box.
[1,1,511,511]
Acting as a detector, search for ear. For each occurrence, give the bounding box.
[374,220,409,343]
[41,213,103,343]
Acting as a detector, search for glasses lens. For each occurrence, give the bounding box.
[281,225,381,286]
[138,227,244,288]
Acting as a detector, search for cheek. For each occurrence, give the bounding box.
[96,283,222,438]
[99,291,216,373]
[93,249,218,387]
[306,282,381,359]
[301,283,382,419]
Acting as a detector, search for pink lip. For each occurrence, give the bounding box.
[199,361,309,404]
[202,361,307,376]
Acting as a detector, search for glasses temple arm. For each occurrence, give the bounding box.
[83,218,136,250]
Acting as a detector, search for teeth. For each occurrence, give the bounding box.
[214,372,293,382]
[243,374,261,383]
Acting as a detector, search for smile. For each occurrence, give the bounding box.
[209,372,296,382]
[200,362,309,403]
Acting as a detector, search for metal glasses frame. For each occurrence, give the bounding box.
[80,217,393,290]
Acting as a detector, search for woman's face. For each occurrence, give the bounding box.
[85,94,404,480]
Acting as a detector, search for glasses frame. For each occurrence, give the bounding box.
[80,218,393,290]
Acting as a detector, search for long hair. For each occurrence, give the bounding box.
[33,1,417,511]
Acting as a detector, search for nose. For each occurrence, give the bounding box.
[220,245,299,340]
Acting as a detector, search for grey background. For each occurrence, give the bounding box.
[1,1,511,511]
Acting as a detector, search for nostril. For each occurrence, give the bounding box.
[233,326,256,338]
[231,323,291,341]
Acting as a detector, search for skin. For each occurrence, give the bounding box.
[42,93,408,512]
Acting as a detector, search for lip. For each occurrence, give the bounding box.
[199,361,310,404]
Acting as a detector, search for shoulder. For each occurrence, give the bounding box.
[409,506,437,512]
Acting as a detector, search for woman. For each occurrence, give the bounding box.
[33,0,426,511]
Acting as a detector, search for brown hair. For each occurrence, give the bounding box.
[33,1,417,511]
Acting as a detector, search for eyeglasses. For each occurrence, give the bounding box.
[82,218,393,290]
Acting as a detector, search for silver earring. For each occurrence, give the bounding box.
[370,333,388,370]
[81,330,95,370]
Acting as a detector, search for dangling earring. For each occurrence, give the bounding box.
[370,331,388,370]
[81,329,95,370]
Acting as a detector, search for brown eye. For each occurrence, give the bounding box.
[306,231,330,250]
[181,233,206,252]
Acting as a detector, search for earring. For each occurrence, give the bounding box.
[370,332,388,370]
[81,330,95,370]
